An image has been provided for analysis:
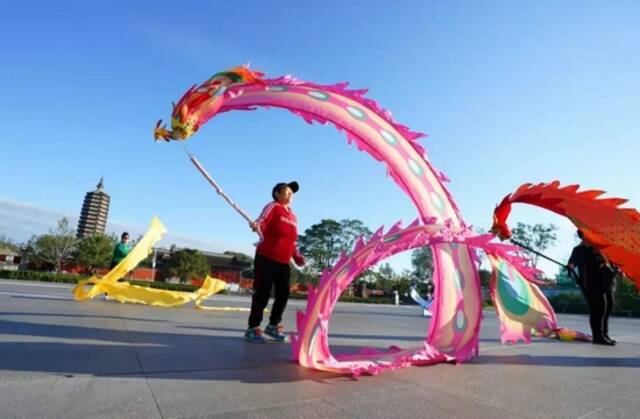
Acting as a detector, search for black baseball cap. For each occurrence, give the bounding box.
[272,181,299,200]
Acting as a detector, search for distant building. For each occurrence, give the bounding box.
[77,177,110,238]
[0,246,21,271]
[155,246,252,284]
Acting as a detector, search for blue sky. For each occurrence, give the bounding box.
[1,1,638,275]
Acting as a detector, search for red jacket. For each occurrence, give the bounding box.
[255,202,303,265]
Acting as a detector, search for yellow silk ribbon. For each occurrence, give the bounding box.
[72,217,250,311]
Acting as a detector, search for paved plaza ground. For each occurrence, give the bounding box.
[1,279,639,418]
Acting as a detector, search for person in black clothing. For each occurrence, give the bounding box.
[567,230,617,346]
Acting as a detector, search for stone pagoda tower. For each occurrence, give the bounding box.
[76,177,110,238]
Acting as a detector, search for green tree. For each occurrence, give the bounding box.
[395,269,413,296]
[165,248,210,283]
[338,219,372,254]
[298,218,372,274]
[0,235,19,252]
[510,222,558,268]
[411,246,434,283]
[373,263,396,291]
[73,234,117,273]
[298,219,342,272]
[614,275,640,317]
[354,268,377,285]
[129,234,143,248]
[23,218,78,273]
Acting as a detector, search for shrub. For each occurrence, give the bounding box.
[289,292,394,304]
[548,292,589,315]
[0,270,227,293]
[0,270,84,284]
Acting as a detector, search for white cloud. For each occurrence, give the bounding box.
[0,198,254,255]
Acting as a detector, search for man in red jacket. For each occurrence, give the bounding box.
[245,181,305,343]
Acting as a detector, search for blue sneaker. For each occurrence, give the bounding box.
[244,327,266,343]
[264,324,287,342]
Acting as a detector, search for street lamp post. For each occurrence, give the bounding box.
[151,248,157,281]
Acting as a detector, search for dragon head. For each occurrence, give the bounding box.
[490,196,514,240]
[154,65,264,142]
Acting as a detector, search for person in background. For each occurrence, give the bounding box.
[110,232,131,269]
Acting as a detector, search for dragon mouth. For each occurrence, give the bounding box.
[153,120,171,142]
[490,218,512,241]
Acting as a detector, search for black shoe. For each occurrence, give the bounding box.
[592,336,615,346]
[604,334,617,344]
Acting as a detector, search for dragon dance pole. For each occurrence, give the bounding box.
[510,238,567,269]
[187,152,260,238]
[188,151,308,270]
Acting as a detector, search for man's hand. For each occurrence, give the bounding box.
[250,221,260,232]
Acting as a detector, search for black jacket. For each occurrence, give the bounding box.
[569,244,616,292]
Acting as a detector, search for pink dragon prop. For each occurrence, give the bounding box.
[156,65,589,375]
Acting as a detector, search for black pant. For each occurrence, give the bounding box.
[247,254,291,329]
[580,283,614,338]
